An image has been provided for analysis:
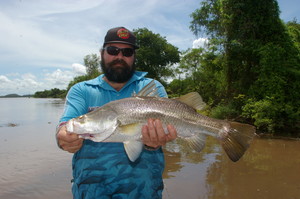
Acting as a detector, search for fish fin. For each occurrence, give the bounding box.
[123,141,144,162]
[136,80,160,97]
[175,92,206,110]
[118,123,142,135]
[185,134,206,152]
[220,122,256,162]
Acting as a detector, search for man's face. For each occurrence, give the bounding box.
[101,43,136,83]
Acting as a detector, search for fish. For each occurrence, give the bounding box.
[66,80,256,162]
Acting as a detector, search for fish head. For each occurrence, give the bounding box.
[66,114,93,134]
[66,108,119,141]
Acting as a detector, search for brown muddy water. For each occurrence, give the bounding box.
[0,98,299,199]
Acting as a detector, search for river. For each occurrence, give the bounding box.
[0,98,299,199]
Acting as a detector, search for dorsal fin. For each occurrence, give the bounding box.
[133,80,160,97]
[175,92,206,110]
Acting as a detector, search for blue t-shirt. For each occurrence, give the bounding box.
[60,71,167,199]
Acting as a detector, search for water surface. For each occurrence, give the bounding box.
[0,98,299,199]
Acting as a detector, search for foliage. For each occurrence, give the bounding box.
[210,102,239,119]
[34,88,66,98]
[183,0,300,134]
[84,54,101,77]
[286,19,300,51]
[133,28,180,84]
[242,97,280,132]
[167,77,196,98]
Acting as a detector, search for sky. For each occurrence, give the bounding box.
[0,0,299,96]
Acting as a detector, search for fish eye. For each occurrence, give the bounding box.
[78,115,86,123]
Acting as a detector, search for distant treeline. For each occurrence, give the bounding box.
[34,88,67,98]
[0,94,33,98]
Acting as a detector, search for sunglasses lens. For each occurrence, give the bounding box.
[105,46,134,57]
[122,48,134,57]
[106,46,119,56]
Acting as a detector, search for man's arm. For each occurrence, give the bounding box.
[56,83,87,153]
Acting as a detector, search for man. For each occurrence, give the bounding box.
[56,27,177,199]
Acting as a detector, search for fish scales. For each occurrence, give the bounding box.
[108,96,222,138]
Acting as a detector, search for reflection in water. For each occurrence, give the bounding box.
[206,138,300,199]
[163,137,300,199]
[0,98,73,199]
[1,98,299,199]
[163,137,221,199]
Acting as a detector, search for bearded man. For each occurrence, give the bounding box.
[56,27,177,199]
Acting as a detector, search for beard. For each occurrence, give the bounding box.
[100,58,135,83]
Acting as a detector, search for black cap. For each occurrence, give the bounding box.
[103,27,139,49]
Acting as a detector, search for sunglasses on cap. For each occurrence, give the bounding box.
[103,46,135,57]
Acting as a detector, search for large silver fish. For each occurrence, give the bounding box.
[66,81,256,162]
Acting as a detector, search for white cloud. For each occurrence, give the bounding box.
[0,65,87,95]
[72,63,87,76]
[0,74,40,95]
[192,38,208,49]
[0,75,11,83]
[44,69,73,87]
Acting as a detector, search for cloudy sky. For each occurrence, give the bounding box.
[0,0,299,96]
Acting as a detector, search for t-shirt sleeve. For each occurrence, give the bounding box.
[59,83,88,122]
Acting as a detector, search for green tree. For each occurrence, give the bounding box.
[84,54,101,78]
[33,88,66,98]
[190,0,300,133]
[286,20,300,51]
[172,47,226,105]
[133,28,180,84]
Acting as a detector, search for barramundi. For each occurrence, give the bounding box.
[66,80,256,162]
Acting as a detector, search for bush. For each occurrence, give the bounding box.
[209,102,239,120]
[242,97,280,133]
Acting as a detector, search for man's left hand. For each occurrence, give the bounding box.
[142,118,177,149]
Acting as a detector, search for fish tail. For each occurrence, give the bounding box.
[220,122,256,162]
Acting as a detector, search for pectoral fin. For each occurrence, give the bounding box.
[185,134,206,152]
[123,141,144,162]
[118,123,142,135]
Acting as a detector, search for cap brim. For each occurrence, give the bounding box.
[103,41,139,49]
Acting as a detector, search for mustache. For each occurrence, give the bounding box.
[109,59,128,67]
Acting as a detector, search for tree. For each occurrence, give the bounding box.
[84,54,101,78]
[286,19,300,51]
[190,0,300,133]
[133,28,180,84]
[34,88,66,98]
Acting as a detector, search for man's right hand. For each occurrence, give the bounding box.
[56,125,83,153]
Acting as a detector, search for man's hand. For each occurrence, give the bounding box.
[56,125,83,153]
[142,118,177,149]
